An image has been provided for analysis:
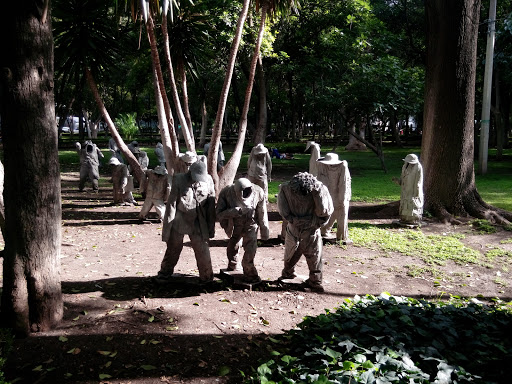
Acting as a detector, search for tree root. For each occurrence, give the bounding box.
[429,189,512,226]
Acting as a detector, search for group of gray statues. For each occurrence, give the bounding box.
[76,139,423,292]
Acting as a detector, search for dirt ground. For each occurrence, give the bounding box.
[2,171,512,384]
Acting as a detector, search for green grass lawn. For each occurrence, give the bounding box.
[59,145,512,211]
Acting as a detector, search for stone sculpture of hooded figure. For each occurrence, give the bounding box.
[155,142,166,167]
[139,165,170,222]
[158,161,216,283]
[109,137,124,164]
[204,141,225,171]
[216,178,270,283]
[109,157,137,205]
[247,143,272,201]
[76,140,104,191]
[277,172,333,292]
[305,141,321,177]
[399,154,423,225]
[316,153,352,243]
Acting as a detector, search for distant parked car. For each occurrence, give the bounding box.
[60,116,85,134]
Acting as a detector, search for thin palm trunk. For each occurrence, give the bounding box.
[219,4,268,191]
[253,58,268,144]
[209,0,251,189]
[199,96,208,148]
[142,2,180,170]
[85,68,144,184]
[179,63,194,140]
[161,11,195,152]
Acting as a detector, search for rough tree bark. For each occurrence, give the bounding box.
[422,0,512,224]
[0,1,63,335]
[253,59,268,145]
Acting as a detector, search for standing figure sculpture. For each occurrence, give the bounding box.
[139,165,170,222]
[398,154,423,226]
[139,150,149,171]
[76,140,104,191]
[316,153,352,244]
[216,178,270,283]
[155,142,166,167]
[305,141,321,177]
[157,161,216,284]
[277,172,333,292]
[127,140,148,169]
[109,157,137,205]
[204,141,225,171]
[109,136,124,163]
[247,143,272,201]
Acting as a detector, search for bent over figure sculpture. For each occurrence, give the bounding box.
[109,157,137,205]
[277,172,333,292]
[216,178,270,283]
[157,161,216,284]
[139,165,170,222]
[76,140,104,191]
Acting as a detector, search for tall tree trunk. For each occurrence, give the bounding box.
[178,62,194,140]
[208,0,251,190]
[143,9,179,173]
[218,3,268,193]
[287,72,297,141]
[422,0,512,224]
[161,10,195,152]
[493,67,504,160]
[253,58,268,145]
[85,69,145,184]
[0,1,63,335]
[199,97,208,148]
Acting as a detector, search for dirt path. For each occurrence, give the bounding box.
[2,171,512,383]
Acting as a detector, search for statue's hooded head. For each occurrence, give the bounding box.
[189,161,209,183]
[235,178,253,207]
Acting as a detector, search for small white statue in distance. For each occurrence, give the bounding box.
[155,142,166,167]
[305,141,321,177]
[247,143,272,201]
[204,141,225,171]
[316,153,352,244]
[398,153,424,226]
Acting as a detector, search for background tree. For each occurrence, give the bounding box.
[421,0,512,224]
[53,0,145,184]
[0,1,63,335]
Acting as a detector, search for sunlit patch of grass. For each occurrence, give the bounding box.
[470,219,497,234]
[494,277,508,287]
[485,247,512,261]
[405,264,446,280]
[349,222,482,265]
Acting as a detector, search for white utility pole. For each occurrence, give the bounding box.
[478,0,497,175]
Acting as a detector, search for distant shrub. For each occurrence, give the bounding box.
[114,113,139,141]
